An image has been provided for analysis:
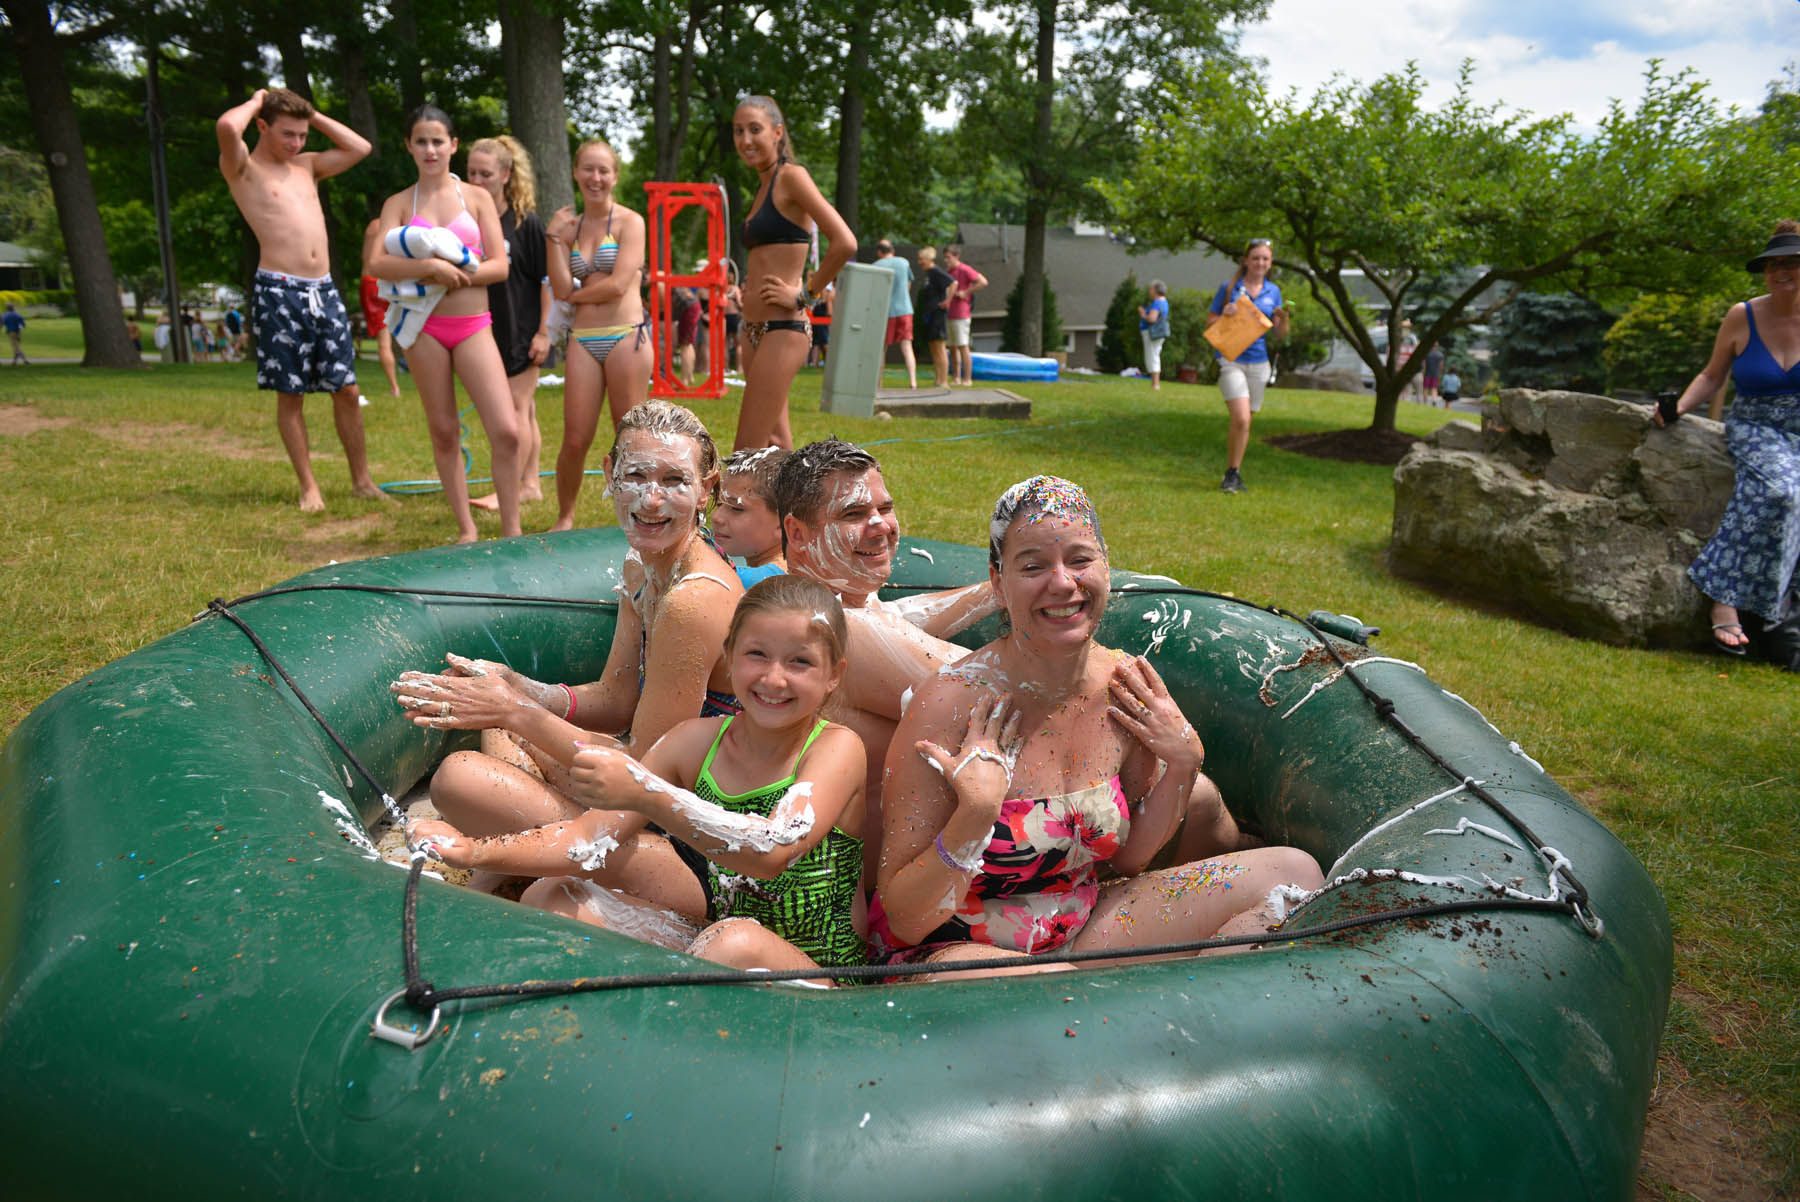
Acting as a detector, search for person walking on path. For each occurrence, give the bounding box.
[872,239,918,389]
[4,304,27,365]
[216,87,381,513]
[943,244,987,387]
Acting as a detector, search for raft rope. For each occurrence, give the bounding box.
[200,581,1602,1048]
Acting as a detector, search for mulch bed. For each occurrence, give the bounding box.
[1265,428,1424,466]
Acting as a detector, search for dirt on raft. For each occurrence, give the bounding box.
[1265,428,1424,466]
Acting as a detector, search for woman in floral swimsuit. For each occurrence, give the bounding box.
[872,476,1322,977]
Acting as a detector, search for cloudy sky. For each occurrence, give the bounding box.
[1237,0,1799,129]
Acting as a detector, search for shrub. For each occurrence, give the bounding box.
[999,273,1064,355]
[1603,291,1736,396]
[1096,273,1141,374]
[1491,292,1614,392]
[1163,287,1216,376]
[1273,287,1334,373]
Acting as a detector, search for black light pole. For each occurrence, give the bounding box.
[145,41,187,363]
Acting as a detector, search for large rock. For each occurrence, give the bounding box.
[1390,388,1730,647]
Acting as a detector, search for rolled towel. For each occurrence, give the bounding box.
[384,224,476,271]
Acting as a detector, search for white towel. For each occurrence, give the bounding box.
[379,226,475,349]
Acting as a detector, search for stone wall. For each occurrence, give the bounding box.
[1389,389,1734,647]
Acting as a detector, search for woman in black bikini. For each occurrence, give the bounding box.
[731,95,855,451]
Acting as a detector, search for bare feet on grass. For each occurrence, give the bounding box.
[469,493,500,511]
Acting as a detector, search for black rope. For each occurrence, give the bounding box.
[203,577,1604,1026]
[394,857,1577,1006]
[211,581,619,614]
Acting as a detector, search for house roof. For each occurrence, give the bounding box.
[950,223,1238,329]
[0,241,38,269]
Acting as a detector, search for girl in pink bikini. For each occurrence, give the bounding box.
[369,104,522,542]
[874,476,1322,978]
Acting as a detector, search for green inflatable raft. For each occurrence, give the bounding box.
[0,528,1670,1199]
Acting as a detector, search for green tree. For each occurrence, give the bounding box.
[1000,271,1062,354]
[1095,272,1140,373]
[1162,286,1213,377]
[1490,292,1615,392]
[1603,291,1737,396]
[954,0,1265,357]
[1104,61,1798,431]
[1272,286,1333,374]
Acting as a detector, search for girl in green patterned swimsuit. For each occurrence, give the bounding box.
[413,575,869,981]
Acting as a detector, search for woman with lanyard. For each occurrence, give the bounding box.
[731,95,855,451]
[466,135,551,512]
[367,103,523,542]
[545,137,653,531]
[1207,238,1289,493]
[1656,220,1800,663]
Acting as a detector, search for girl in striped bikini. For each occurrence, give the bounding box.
[546,137,653,531]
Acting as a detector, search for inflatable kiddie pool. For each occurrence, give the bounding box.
[0,528,1670,1199]
[971,351,1059,382]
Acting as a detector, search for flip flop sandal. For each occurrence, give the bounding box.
[1711,622,1750,657]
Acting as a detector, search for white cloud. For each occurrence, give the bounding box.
[1236,0,1799,129]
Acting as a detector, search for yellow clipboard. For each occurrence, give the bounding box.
[1204,295,1273,361]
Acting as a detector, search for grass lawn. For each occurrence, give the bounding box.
[5,314,89,360]
[0,359,1794,1196]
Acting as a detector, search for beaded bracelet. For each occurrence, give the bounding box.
[935,832,984,875]
[560,683,577,722]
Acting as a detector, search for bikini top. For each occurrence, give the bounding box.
[1734,300,1800,398]
[570,206,618,281]
[743,165,812,249]
[408,181,482,255]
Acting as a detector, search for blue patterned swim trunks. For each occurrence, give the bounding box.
[253,269,357,396]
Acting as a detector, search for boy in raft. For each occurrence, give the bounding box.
[712,446,789,588]
[413,577,870,984]
[216,87,383,513]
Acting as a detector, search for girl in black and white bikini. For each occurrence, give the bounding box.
[730,95,855,451]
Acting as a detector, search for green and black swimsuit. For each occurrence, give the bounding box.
[693,718,868,968]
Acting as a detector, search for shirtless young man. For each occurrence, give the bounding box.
[217,87,381,512]
[777,439,1245,868]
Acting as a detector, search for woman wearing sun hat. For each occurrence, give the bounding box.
[1655,220,1800,662]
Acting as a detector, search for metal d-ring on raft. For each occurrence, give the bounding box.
[0,528,1671,1199]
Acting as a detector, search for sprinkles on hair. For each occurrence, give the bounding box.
[989,475,1105,567]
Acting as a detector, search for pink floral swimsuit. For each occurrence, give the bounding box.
[870,776,1130,961]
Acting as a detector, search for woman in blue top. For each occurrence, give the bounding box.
[1137,279,1171,391]
[1656,220,1800,661]
[1207,239,1289,493]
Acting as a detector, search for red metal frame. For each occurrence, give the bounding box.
[645,181,729,400]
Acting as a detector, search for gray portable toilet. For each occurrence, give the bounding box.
[819,262,889,418]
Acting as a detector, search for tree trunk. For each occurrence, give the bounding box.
[651,26,675,181]
[499,0,572,214]
[339,30,380,210]
[275,27,313,100]
[1019,0,1058,358]
[834,8,873,236]
[392,0,425,115]
[1,0,136,367]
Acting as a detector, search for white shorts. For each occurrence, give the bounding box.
[1142,333,1166,374]
[947,317,972,348]
[1218,359,1272,412]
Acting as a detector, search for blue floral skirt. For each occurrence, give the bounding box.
[1688,392,1800,620]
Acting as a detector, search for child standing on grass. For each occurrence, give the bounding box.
[412,576,870,982]
[713,446,788,587]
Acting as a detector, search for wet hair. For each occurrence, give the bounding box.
[774,439,879,529]
[468,135,536,216]
[988,475,1107,570]
[574,137,619,175]
[725,575,848,671]
[405,103,455,142]
[259,88,313,124]
[609,401,720,498]
[735,95,794,164]
[721,446,788,508]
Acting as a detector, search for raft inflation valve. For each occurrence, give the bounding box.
[371,988,443,1050]
[1305,611,1379,645]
